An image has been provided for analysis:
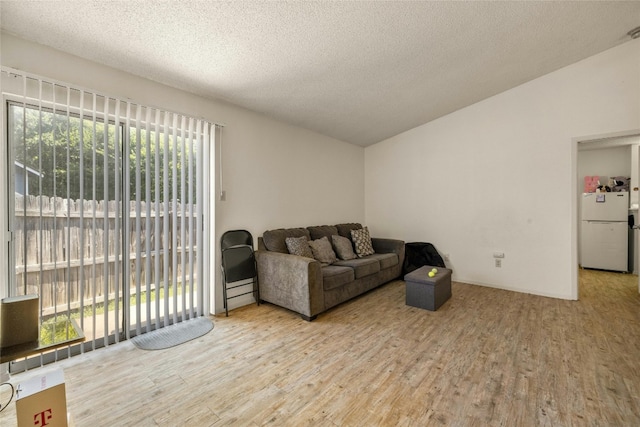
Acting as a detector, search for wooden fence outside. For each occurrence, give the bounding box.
[13,195,199,313]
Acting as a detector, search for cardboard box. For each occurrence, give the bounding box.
[16,369,68,427]
[0,294,39,349]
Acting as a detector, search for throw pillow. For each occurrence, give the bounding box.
[285,236,313,258]
[308,236,338,265]
[336,223,362,238]
[331,235,357,260]
[351,226,375,258]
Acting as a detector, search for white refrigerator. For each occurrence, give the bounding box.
[581,192,629,272]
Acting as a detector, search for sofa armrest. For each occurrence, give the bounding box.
[255,250,325,319]
[372,238,405,259]
[372,238,405,279]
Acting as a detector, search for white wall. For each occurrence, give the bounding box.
[365,38,640,299]
[0,33,365,313]
[578,145,632,185]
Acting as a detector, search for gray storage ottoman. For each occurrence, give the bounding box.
[404,265,452,311]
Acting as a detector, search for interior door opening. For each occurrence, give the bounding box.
[576,132,640,297]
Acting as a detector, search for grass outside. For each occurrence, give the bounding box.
[40,285,184,344]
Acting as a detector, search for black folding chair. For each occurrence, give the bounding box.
[221,230,259,316]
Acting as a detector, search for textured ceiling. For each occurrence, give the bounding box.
[1,1,639,146]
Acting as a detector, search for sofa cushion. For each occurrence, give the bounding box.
[308,236,337,265]
[307,225,339,241]
[333,257,380,279]
[263,228,310,253]
[285,236,313,258]
[366,253,398,270]
[332,235,357,260]
[335,223,362,238]
[351,226,375,257]
[322,265,355,291]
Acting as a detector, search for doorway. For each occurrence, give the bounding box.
[575,132,640,298]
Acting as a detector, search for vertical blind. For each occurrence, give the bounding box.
[2,67,213,371]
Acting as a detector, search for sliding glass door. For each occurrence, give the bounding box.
[4,70,211,370]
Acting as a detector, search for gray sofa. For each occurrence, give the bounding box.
[256,223,405,321]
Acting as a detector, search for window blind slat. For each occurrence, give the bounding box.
[144,107,153,333]
[173,114,180,325]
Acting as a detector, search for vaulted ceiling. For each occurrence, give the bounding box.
[1,1,639,146]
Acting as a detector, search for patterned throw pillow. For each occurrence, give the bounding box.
[285,236,313,258]
[308,236,338,265]
[331,235,357,260]
[351,227,375,258]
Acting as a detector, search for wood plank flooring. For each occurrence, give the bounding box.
[1,269,639,426]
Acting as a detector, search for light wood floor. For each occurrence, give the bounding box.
[2,269,639,426]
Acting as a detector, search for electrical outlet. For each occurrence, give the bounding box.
[444,253,450,261]
[495,259,501,268]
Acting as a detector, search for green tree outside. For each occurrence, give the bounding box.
[9,103,197,203]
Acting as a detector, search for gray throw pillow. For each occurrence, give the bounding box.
[308,236,338,265]
[351,226,375,258]
[332,235,357,260]
[285,236,313,258]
